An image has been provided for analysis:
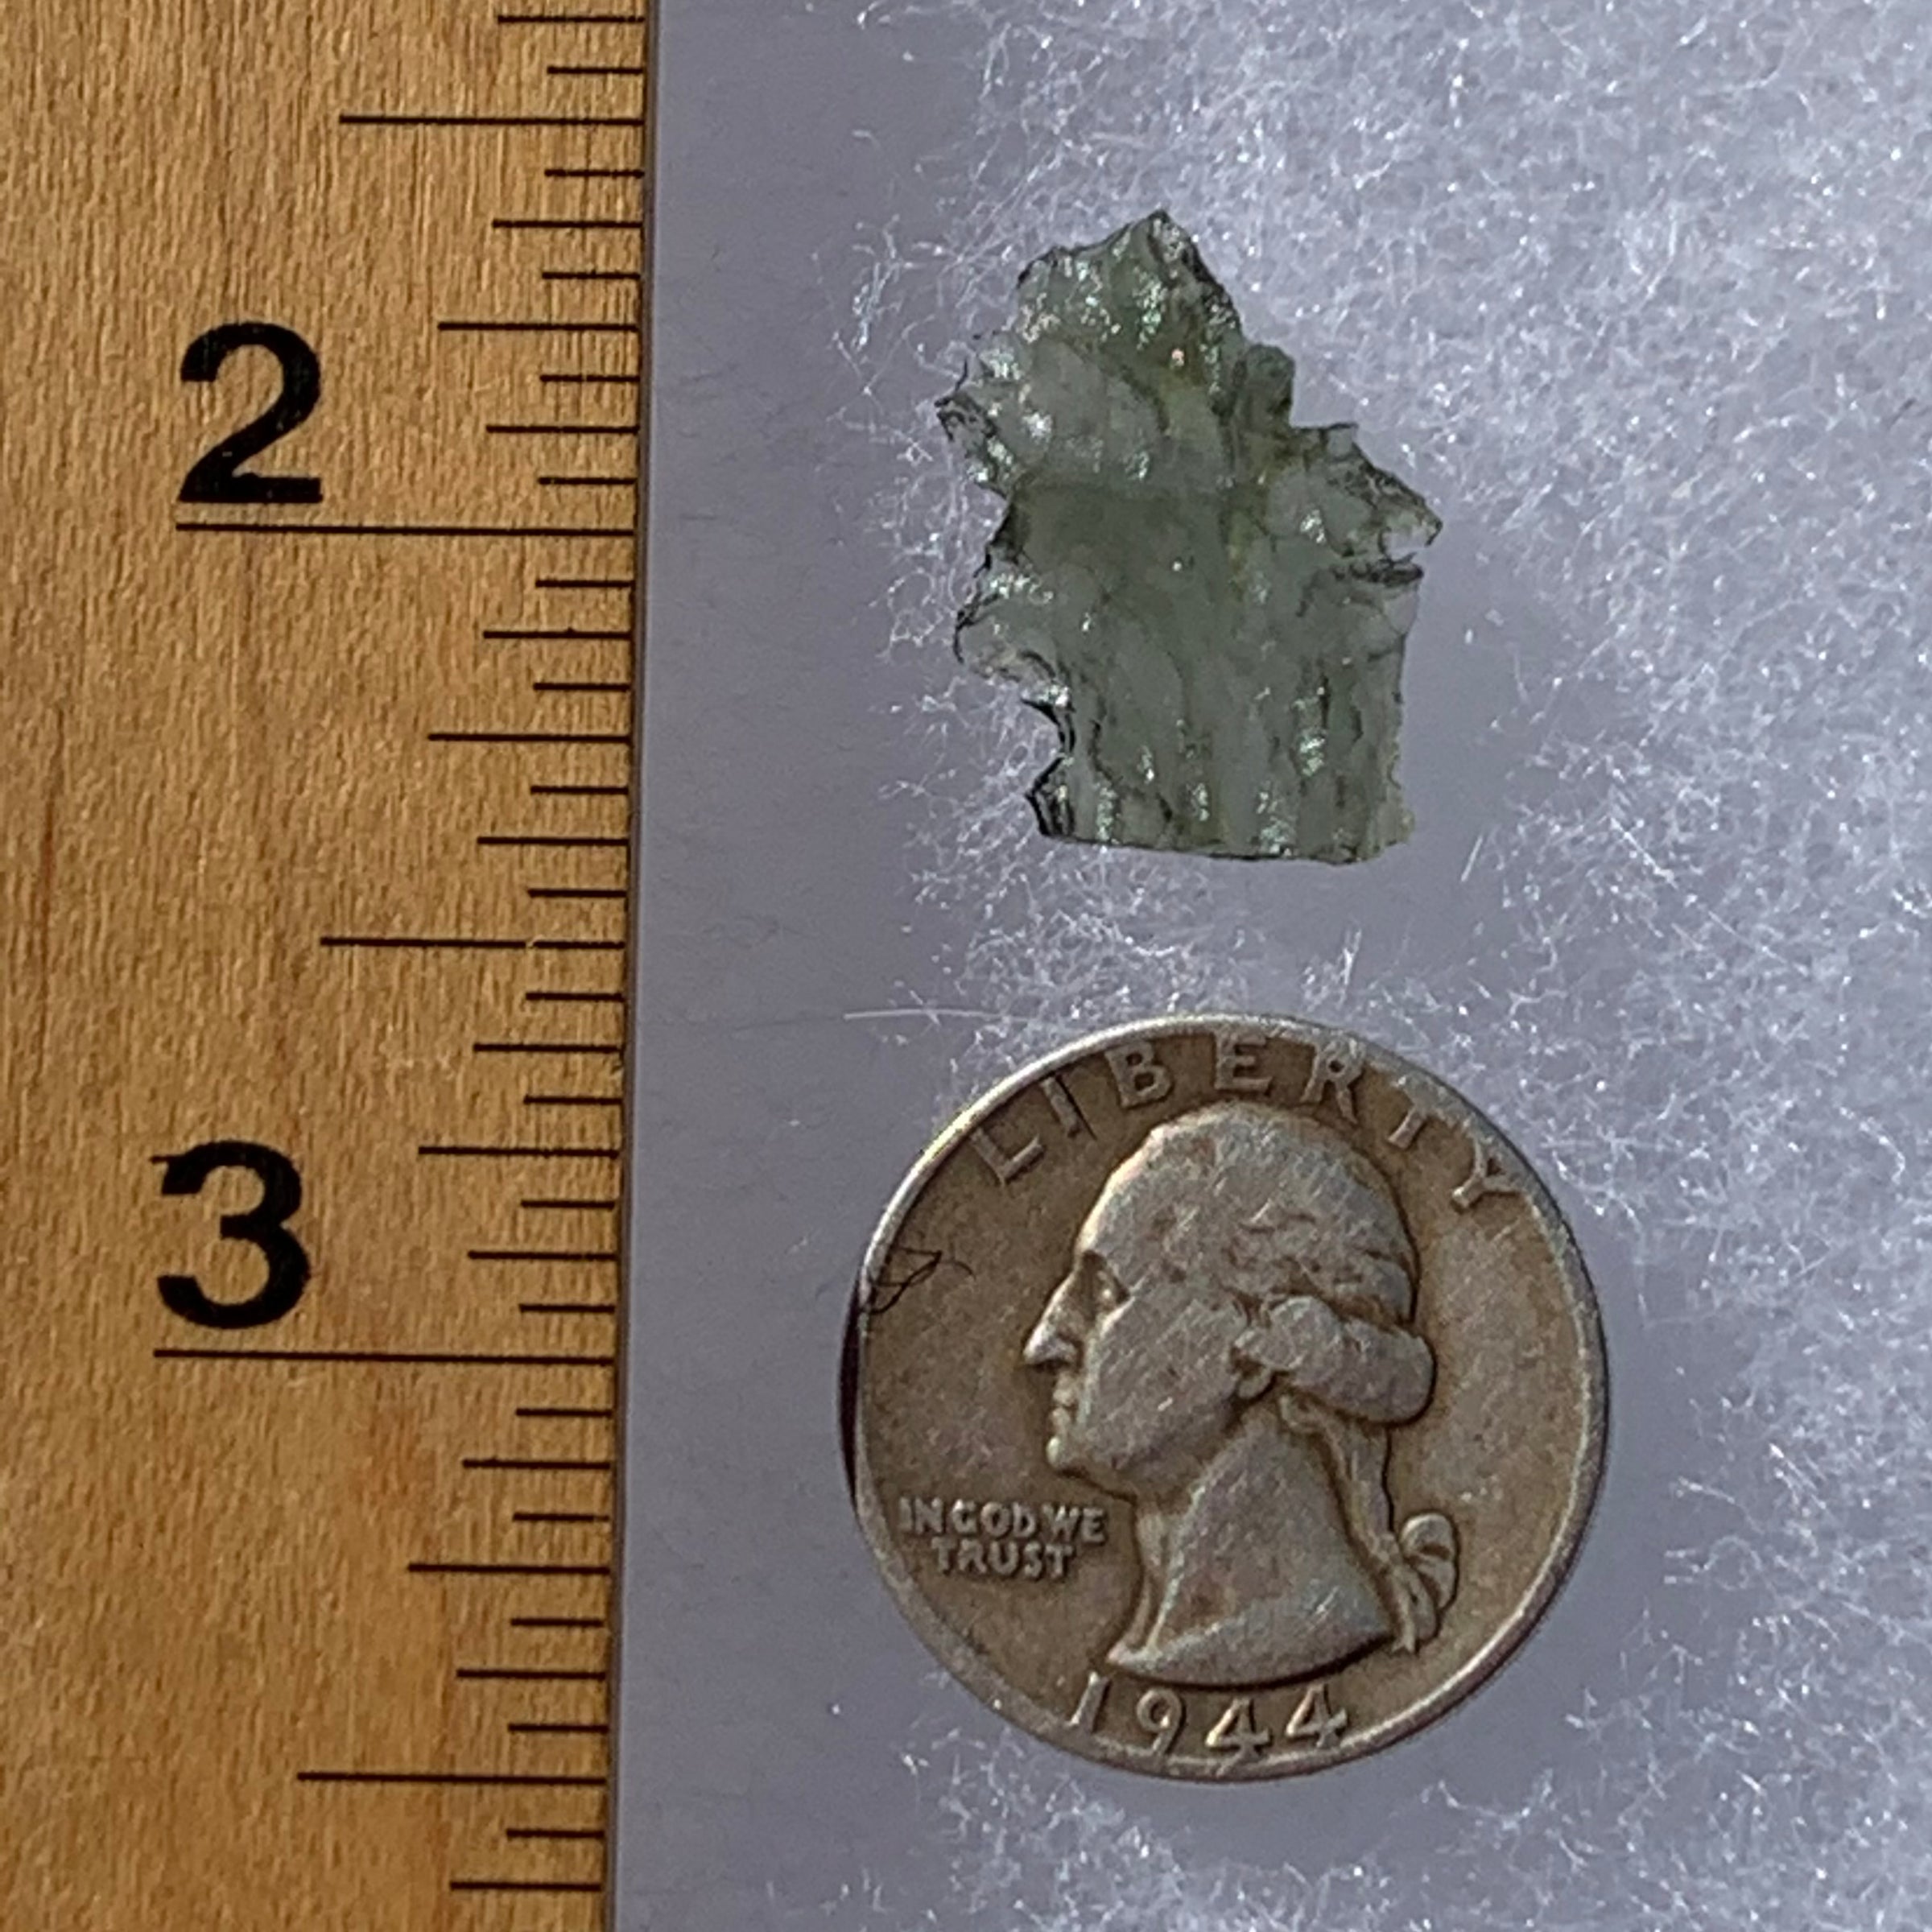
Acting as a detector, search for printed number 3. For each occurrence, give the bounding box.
[158,1140,312,1329]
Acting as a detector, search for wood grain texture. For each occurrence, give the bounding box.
[0,5,647,1926]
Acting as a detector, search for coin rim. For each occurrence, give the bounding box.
[849,1012,1610,1781]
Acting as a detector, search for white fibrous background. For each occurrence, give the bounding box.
[832,1,1932,1926]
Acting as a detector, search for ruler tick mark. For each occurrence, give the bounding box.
[495,217,644,232]
[481,832,629,846]
[299,1770,605,1788]
[458,1667,611,1682]
[485,628,632,642]
[473,1045,625,1061]
[155,1347,612,1367]
[322,934,623,953]
[465,1457,614,1472]
[471,1248,620,1261]
[451,1880,605,1896]
[440,319,639,335]
[411,1560,612,1577]
[420,1145,621,1160]
[342,111,643,128]
[429,730,631,745]
[324,935,530,951]
[177,520,631,539]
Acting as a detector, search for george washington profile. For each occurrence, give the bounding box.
[1022,1100,1458,1686]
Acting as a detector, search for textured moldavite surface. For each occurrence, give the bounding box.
[939,211,1439,862]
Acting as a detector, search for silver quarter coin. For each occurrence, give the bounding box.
[849,1015,1606,1780]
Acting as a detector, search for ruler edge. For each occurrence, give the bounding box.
[607,3,663,1922]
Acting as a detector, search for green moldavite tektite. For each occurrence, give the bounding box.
[939,212,1440,862]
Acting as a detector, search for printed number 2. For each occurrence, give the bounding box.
[158,1140,312,1329]
[178,321,323,504]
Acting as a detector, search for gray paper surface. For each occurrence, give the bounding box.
[621,2,1931,1926]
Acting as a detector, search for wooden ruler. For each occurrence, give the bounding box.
[2,5,650,1926]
